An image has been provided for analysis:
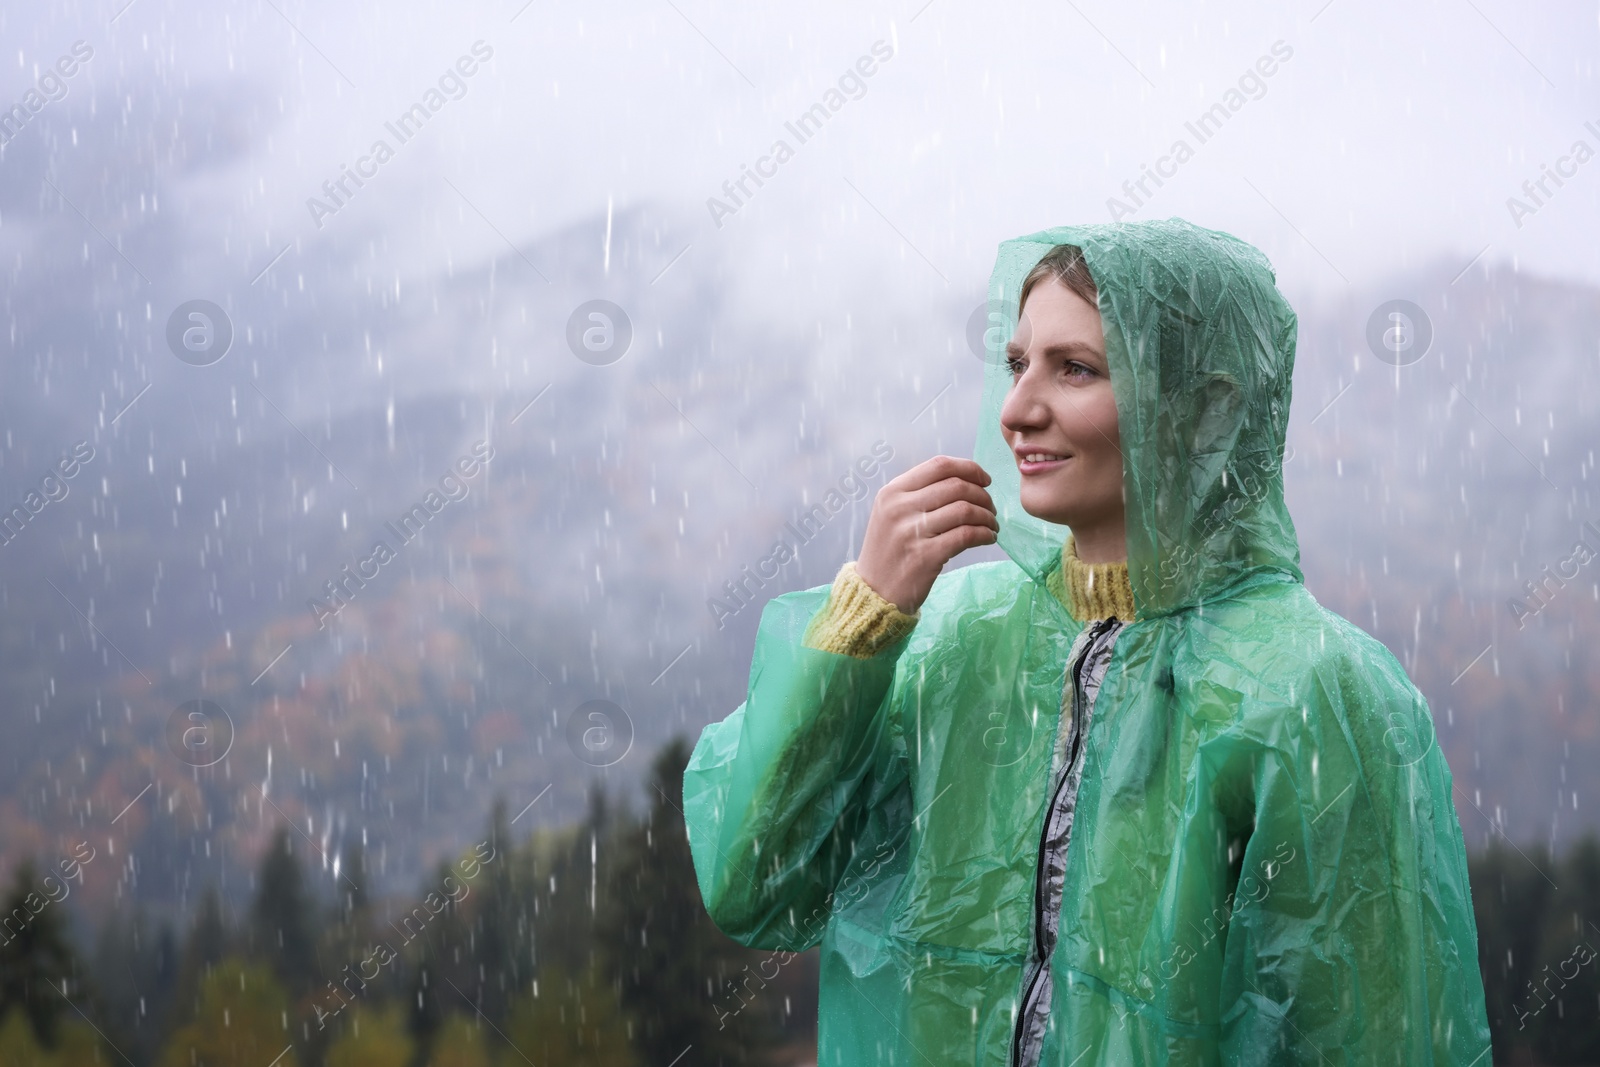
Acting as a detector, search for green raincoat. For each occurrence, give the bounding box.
[684,218,1491,1064]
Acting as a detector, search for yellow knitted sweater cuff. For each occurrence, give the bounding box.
[1045,534,1136,622]
[802,561,920,658]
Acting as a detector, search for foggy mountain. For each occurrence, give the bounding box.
[1,67,1596,917]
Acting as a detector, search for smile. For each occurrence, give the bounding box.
[1018,454,1070,475]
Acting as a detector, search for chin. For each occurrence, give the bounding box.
[1018,491,1076,526]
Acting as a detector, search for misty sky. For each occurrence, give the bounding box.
[3,0,1595,333]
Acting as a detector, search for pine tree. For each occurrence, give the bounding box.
[465,798,571,1032]
[250,826,322,999]
[188,885,230,967]
[1532,833,1600,1064]
[531,785,616,983]
[169,884,230,1033]
[91,905,177,1064]
[322,836,380,1024]
[456,785,623,1060]
[404,858,474,1064]
[339,837,372,922]
[600,738,787,1066]
[469,797,520,1030]
[1470,837,1556,1060]
[0,860,79,1049]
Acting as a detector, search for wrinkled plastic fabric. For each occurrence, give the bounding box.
[684,218,1491,1065]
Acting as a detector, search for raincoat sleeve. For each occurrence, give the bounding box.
[683,561,918,949]
[1213,617,1490,1064]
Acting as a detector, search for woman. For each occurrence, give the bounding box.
[684,219,1491,1064]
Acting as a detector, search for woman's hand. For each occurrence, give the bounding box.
[854,456,999,614]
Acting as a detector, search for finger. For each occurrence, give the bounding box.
[905,475,999,521]
[893,455,991,494]
[926,519,999,560]
[908,499,1001,542]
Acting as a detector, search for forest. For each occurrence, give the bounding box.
[0,735,1595,1067]
[0,738,814,1067]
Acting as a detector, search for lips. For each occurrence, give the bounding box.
[1016,449,1071,475]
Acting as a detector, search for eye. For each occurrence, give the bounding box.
[1064,360,1095,379]
[1004,355,1024,377]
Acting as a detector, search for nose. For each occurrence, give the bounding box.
[1000,363,1050,440]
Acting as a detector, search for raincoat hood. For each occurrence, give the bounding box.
[975,218,1302,616]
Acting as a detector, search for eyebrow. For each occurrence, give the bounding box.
[1003,339,1105,360]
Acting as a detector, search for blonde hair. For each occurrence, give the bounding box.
[1018,244,1098,319]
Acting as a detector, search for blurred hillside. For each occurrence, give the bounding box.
[0,202,1596,915]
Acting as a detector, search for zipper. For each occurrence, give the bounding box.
[1011,617,1115,1067]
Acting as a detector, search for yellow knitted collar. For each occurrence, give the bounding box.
[1044,534,1136,622]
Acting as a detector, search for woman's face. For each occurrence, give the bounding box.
[998,279,1125,555]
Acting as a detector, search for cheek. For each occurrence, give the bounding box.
[1090,388,1120,443]
[1051,385,1120,453]
[1075,390,1122,493]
